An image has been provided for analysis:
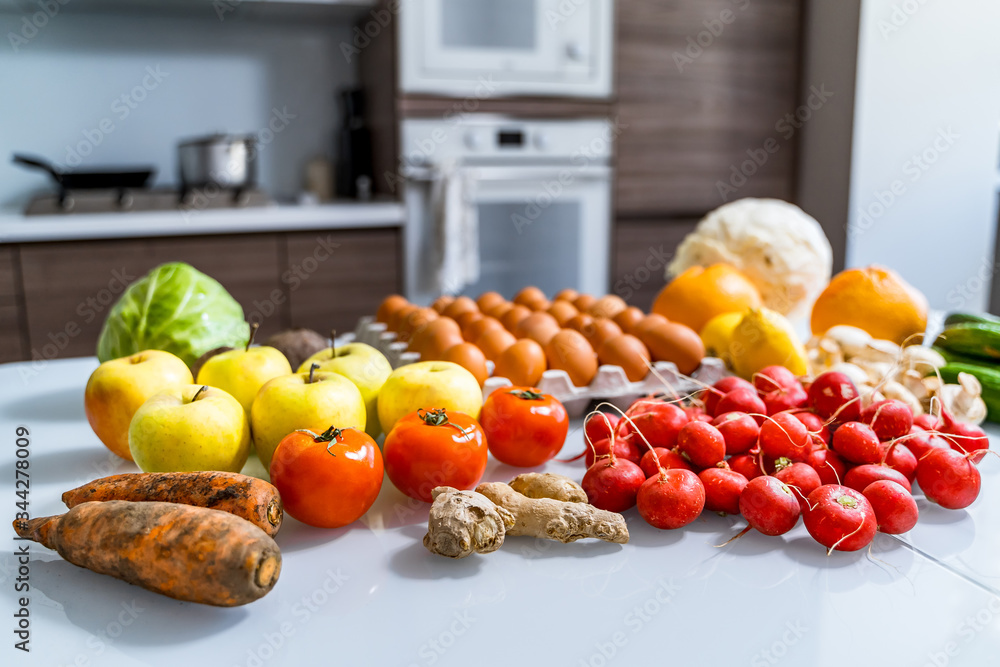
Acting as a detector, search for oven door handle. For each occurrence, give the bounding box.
[402,164,611,183]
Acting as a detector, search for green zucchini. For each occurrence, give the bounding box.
[943,312,1000,328]
[933,345,996,367]
[933,323,1000,361]
[939,362,1000,422]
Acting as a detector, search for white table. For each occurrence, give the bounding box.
[2,357,999,666]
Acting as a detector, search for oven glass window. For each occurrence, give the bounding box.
[441,0,537,50]
[464,201,581,299]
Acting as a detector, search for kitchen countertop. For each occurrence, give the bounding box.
[1,357,999,666]
[0,200,405,244]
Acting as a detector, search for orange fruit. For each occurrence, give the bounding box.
[652,264,762,333]
[442,343,489,386]
[811,265,928,345]
[494,339,547,386]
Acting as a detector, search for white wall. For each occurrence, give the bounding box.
[0,10,357,207]
[846,0,1000,311]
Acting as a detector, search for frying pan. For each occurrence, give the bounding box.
[12,154,155,193]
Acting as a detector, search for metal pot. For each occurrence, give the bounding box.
[177,134,256,192]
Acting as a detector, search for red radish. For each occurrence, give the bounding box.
[699,465,749,515]
[940,421,989,464]
[803,485,877,552]
[831,422,883,465]
[807,447,850,486]
[676,421,726,468]
[916,448,982,510]
[584,436,642,468]
[729,453,764,480]
[758,412,811,461]
[703,377,755,415]
[843,463,912,493]
[738,476,801,536]
[863,480,919,534]
[715,387,767,423]
[636,469,705,529]
[773,460,822,512]
[794,411,831,446]
[913,412,945,431]
[753,365,801,393]
[581,457,646,512]
[808,371,861,422]
[585,412,620,447]
[712,411,759,455]
[883,443,918,482]
[861,399,914,441]
[639,447,694,478]
[619,402,689,449]
[901,426,950,459]
[694,413,714,423]
[762,385,809,415]
[684,405,707,421]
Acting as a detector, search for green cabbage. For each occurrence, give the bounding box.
[97,262,250,367]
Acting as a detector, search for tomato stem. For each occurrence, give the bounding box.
[417,408,472,437]
[509,389,544,401]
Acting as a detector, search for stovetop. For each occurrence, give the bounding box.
[25,187,273,216]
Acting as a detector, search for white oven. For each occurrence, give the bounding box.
[401,116,613,305]
[398,0,614,99]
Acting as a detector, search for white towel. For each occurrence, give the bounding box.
[430,158,480,295]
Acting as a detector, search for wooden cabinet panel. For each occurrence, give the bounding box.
[0,304,26,364]
[19,235,283,360]
[612,217,699,312]
[615,0,802,216]
[0,246,17,300]
[285,228,401,336]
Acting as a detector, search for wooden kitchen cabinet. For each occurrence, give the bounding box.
[612,217,700,311]
[0,247,26,363]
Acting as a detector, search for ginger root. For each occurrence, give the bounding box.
[476,482,629,545]
[509,473,588,503]
[423,487,514,559]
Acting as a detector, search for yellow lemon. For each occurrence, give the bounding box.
[699,311,745,363]
[729,308,808,379]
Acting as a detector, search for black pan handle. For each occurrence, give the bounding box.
[12,154,63,182]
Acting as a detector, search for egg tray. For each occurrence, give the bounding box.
[347,317,727,419]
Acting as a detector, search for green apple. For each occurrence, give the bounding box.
[377,361,483,434]
[128,384,250,473]
[250,367,366,470]
[85,350,193,461]
[197,344,292,413]
[298,342,392,438]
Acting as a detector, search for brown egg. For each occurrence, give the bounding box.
[431,295,455,314]
[476,327,517,363]
[581,317,623,351]
[632,313,670,339]
[486,301,515,320]
[387,303,419,333]
[476,291,506,313]
[443,295,479,319]
[544,329,598,387]
[494,338,547,387]
[598,333,651,382]
[635,320,705,375]
[589,294,629,319]
[514,286,546,308]
[465,316,504,341]
[397,307,439,343]
[516,312,561,346]
[565,313,595,333]
[554,288,580,303]
[376,294,409,325]
[547,300,579,327]
[501,304,533,332]
[527,298,551,312]
[573,293,597,312]
[455,310,483,334]
[613,306,645,334]
[409,317,463,359]
[442,342,489,386]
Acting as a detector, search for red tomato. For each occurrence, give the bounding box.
[269,426,383,528]
[479,387,569,467]
[383,408,488,502]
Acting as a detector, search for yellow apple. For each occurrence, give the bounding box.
[197,345,292,413]
[85,350,193,461]
[298,342,392,438]
[128,384,250,473]
[377,361,483,434]
[250,368,366,470]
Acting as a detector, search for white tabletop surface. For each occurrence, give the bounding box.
[2,357,1000,666]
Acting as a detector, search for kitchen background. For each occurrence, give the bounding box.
[1,0,998,365]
